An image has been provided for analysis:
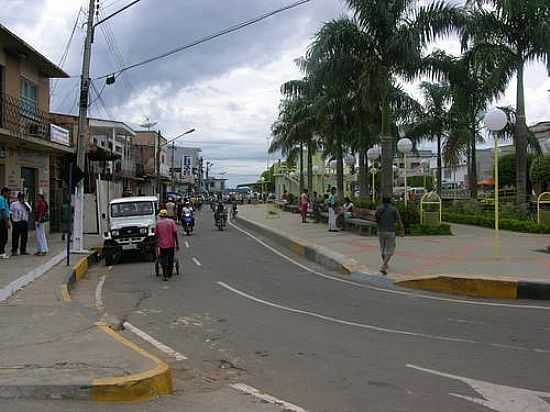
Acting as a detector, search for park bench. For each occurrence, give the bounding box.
[344,209,377,236]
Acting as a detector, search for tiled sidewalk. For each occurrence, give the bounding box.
[239,205,550,282]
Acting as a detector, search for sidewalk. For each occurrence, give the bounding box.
[237,205,550,298]
[0,259,171,401]
[0,233,102,302]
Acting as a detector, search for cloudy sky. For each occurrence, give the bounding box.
[3,0,549,187]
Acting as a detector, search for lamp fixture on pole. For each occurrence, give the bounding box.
[484,108,508,259]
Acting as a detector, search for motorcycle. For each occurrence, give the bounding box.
[182,212,194,235]
[215,210,227,231]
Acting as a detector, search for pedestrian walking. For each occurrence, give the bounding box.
[375,197,404,275]
[300,189,309,223]
[35,194,48,256]
[0,187,11,259]
[328,187,338,232]
[10,192,31,256]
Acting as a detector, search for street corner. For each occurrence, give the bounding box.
[58,250,102,303]
[90,323,173,402]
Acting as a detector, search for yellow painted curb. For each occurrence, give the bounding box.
[59,284,71,303]
[91,323,173,402]
[290,241,305,257]
[74,257,89,281]
[397,276,518,299]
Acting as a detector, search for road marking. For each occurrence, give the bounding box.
[230,383,307,412]
[192,257,202,267]
[407,364,550,412]
[217,281,477,344]
[229,220,550,311]
[123,321,188,361]
[95,275,106,311]
[217,281,550,353]
[184,241,190,249]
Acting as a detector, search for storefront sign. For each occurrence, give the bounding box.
[50,124,71,146]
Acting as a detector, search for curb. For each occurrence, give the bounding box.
[235,215,550,301]
[52,248,174,402]
[396,276,550,300]
[58,251,101,303]
[91,323,173,402]
[235,215,371,276]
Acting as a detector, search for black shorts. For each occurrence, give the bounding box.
[159,247,175,267]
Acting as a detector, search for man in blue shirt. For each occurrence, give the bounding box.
[0,187,11,259]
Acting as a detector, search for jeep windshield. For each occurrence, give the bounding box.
[111,202,154,218]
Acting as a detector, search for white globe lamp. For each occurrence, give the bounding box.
[367,147,380,162]
[484,109,508,132]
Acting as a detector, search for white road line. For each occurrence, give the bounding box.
[230,383,307,412]
[229,220,550,311]
[192,257,202,267]
[217,281,550,354]
[184,241,190,249]
[95,275,106,311]
[123,321,188,361]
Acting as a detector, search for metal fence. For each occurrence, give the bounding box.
[0,93,51,140]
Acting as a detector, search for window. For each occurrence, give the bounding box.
[20,78,38,118]
[115,145,122,153]
[183,156,192,176]
[93,137,98,144]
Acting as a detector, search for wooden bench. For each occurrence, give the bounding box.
[343,209,377,236]
[344,218,377,236]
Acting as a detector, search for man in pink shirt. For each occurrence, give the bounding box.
[155,209,179,281]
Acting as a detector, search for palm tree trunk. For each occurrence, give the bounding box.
[437,134,442,194]
[515,62,528,208]
[359,150,368,198]
[307,142,313,192]
[299,142,304,193]
[336,155,344,201]
[470,114,478,200]
[381,97,393,199]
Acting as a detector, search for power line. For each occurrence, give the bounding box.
[95,0,312,80]
[51,6,84,97]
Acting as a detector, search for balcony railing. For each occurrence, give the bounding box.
[0,93,51,140]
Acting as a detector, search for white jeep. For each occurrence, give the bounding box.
[103,196,158,265]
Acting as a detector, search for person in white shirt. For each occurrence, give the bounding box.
[10,192,31,256]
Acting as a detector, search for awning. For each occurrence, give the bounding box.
[478,178,495,186]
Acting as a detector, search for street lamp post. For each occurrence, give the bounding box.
[397,138,413,206]
[484,108,508,259]
[367,147,381,203]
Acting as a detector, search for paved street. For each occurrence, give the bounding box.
[7,209,548,411]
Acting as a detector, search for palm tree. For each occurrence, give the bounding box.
[424,50,509,198]
[463,0,550,206]
[408,82,452,194]
[345,0,464,199]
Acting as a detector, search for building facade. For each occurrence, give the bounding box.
[0,24,72,233]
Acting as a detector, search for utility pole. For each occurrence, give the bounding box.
[73,0,96,252]
[156,130,162,200]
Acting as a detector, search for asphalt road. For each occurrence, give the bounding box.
[17,209,550,412]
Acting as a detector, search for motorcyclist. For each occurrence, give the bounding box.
[231,201,238,218]
[214,201,227,224]
[181,201,195,229]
